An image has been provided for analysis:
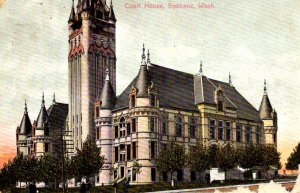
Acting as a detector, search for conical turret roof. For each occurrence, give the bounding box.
[109,0,116,21]
[259,81,273,119]
[36,94,49,130]
[19,101,32,136]
[100,68,116,109]
[68,0,76,23]
[135,44,151,97]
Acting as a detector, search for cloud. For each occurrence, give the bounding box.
[0,0,3,8]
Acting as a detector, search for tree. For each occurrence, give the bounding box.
[186,142,210,179]
[238,144,264,169]
[39,154,61,187]
[263,145,281,171]
[155,139,185,180]
[217,143,239,179]
[286,143,300,170]
[72,136,105,181]
[208,144,221,168]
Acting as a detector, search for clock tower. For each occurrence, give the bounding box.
[67,0,116,151]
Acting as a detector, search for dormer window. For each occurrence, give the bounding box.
[215,86,225,112]
[150,94,156,107]
[218,101,223,111]
[131,95,136,108]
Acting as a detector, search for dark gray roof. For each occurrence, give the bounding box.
[68,1,76,22]
[109,2,116,21]
[47,102,68,130]
[135,64,151,97]
[114,64,261,122]
[36,105,49,130]
[259,94,273,119]
[100,79,116,109]
[19,111,32,136]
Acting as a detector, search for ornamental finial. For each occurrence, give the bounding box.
[42,92,45,107]
[264,79,267,95]
[229,72,233,86]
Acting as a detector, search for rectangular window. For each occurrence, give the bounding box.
[96,127,100,140]
[218,121,223,140]
[115,146,119,162]
[126,123,131,135]
[131,95,136,108]
[246,126,251,144]
[115,126,119,138]
[132,118,136,133]
[132,171,137,181]
[151,168,156,182]
[190,125,196,138]
[162,121,167,134]
[120,144,125,161]
[226,122,231,141]
[150,141,157,159]
[127,144,131,161]
[132,142,137,159]
[45,143,49,152]
[210,120,216,140]
[236,125,241,142]
[150,117,156,132]
[150,94,156,107]
[120,166,125,178]
[218,101,224,111]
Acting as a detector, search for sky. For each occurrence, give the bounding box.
[0,0,300,168]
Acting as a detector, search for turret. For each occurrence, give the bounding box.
[259,80,273,120]
[108,0,116,23]
[16,101,32,156]
[95,68,115,185]
[135,44,151,98]
[100,68,116,109]
[259,80,278,147]
[68,0,76,24]
[36,93,49,131]
[34,93,50,157]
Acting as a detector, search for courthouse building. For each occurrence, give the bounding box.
[16,0,278,185]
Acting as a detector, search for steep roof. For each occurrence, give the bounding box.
[19,105,32,136]
[47,102,68,131]
[100,74,116,109]
[114,64,261,122]
[259,94,273,119]
[36,105,49,130]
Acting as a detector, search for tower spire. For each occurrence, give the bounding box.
[68,0,76,23]
[24,100,28,114]
[109,0,116,22]
[198,61,204,76]
[147,49,151,64]
[141,44,146,66]
[41,93,45,107]
[264,79,267,95]
[53,93,56,104]
[229,72,233,86]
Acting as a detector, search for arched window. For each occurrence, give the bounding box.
[189,117,196,138]
[175,117,183,136]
